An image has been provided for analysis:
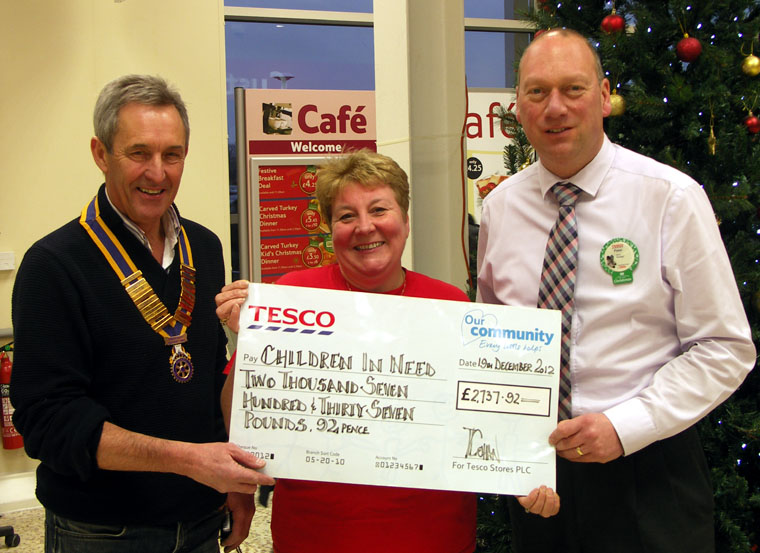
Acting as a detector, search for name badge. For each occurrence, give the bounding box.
[600,238,639,285]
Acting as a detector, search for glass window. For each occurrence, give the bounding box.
[464,0,533,20]
[464,1,533,88]
[226,21,374,131]
[225,20,374,278]
[465,31,529,88]
[224,2,529,276]
[224,0,372,12]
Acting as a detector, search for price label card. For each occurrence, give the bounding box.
[229,283,560,495]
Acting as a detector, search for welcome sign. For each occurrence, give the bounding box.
[242,89,377,282]
[245,89,376,156]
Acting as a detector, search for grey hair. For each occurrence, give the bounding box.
[93,74,189,152]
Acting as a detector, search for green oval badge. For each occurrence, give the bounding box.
[600,238,639,285]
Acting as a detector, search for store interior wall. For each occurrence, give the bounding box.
[0,0,230,488]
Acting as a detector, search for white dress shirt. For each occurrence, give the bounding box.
[477,136,755,455]
[105,189,181,270]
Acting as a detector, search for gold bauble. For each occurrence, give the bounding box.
[742,54,760,77]
[708,128,717,155]
[609,91,626,116]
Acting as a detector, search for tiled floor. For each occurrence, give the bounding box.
[0,491,273,553]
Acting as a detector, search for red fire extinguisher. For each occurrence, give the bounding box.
[1,347,24,450]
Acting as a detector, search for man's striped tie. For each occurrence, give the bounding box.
[538,182,581,421]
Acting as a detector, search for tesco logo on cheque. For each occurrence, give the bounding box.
[247,305,335,335]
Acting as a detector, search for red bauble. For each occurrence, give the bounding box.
[601,14,625,33]
[744,114,760,134]
[676,36,702,62]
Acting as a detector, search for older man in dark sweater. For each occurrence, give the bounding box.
[11,74,273,553]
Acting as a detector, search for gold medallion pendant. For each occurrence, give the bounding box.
[169,344,194,383]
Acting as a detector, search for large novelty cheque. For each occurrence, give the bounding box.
[229,283,560,495]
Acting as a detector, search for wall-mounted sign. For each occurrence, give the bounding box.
[246,89,376,157]
[251,158,336,283]
[465,89,517,223]
[243,89,376,282]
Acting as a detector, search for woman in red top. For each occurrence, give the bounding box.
[217,150,559,553]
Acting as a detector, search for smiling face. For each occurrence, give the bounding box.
[515,31,611,178]
[330,181,410,292]
[91,102,187,240]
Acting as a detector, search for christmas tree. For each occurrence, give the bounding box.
[477,1,760,551]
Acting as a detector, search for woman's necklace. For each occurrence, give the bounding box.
[344,270,407,296]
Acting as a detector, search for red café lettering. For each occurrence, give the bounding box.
[465,101,515,139]
[248,305,336,328]
[298,104,368,134]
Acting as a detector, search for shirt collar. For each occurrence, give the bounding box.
[537,135,615,200]
[104,188,181,269]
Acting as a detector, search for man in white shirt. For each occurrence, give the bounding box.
[477,28,755,552]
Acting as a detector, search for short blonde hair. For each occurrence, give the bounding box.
[316,149,410,229]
